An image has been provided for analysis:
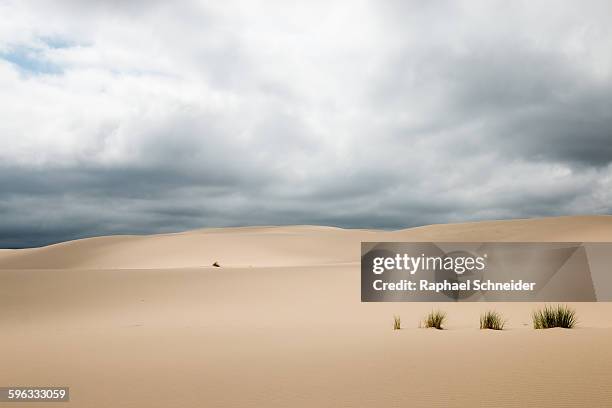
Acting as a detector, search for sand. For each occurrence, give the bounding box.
[1,215,612,407]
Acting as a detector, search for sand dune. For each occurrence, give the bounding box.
[2,215,611,270]
[1,216,612,407]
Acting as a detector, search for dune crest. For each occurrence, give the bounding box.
[1,215,611,270]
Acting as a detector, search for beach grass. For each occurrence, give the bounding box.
[533,305,577,329]
[480,310,506,330]
[423,310,446,329]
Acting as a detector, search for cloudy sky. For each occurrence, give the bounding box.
[1,0,611,247]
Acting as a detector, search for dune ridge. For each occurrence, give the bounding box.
[1,215,611,270]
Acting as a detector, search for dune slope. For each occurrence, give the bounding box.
[1,215,611,269]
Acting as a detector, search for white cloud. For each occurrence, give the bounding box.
[1,0,611,246]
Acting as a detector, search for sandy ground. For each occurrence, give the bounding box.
[1,215,612,407]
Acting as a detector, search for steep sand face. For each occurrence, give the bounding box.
[1,216,612,407]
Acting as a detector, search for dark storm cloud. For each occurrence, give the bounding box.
[373,41,612,166]
[446,49,612,166]
[1,0,611,247]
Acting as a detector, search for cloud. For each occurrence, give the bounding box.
[1,0,611,247]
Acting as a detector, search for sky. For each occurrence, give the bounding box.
[1,0,612,248]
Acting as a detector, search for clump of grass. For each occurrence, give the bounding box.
[423,310,446,329]
[393,315,401,330]
[480,310,506,330]
[532,305,577,329]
